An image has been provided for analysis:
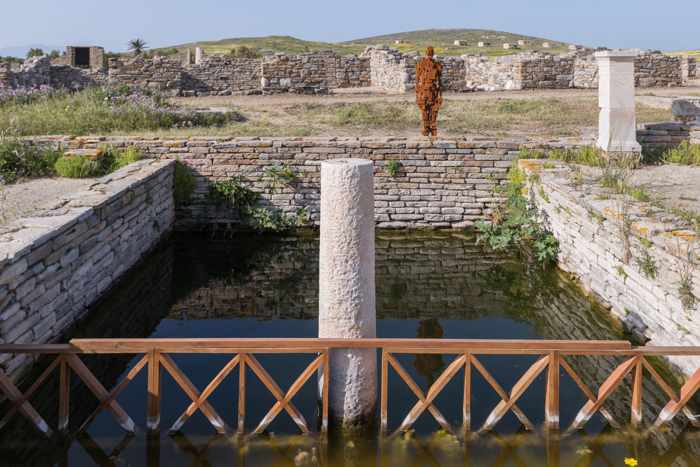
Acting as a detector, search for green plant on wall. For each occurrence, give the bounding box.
[635,248,658,279]
[385,160,401,177]
[209,177,260,208]
[475,166,559,265]
[209,176,307,232]
[264,164,299,191]
[174,161,196,206]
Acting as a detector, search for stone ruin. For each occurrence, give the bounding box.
[0,44,697,96]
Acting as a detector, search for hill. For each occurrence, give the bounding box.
[161,29,576,57]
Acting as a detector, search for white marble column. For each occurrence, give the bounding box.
[319,159,377,428]
[595,50,642,154]
[195,47,204,65]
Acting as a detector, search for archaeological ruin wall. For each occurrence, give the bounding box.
[522,160,700,376]
[1,46,696,96]
[0,160,175,377]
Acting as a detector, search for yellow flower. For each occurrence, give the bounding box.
[624,458,638,466]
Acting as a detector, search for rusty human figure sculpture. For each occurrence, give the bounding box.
[416,46,443,137]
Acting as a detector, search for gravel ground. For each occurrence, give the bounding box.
[629,165,700,214]
[0,178,96,226]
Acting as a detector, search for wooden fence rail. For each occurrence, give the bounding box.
[1,338,700,438]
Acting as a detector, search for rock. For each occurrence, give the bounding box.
[671,99,700,123]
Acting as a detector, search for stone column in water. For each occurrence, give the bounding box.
[319,159,377,428]
[595,50,642,155]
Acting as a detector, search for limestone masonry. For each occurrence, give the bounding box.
[1,46,694,95]
[0,160,175,378]
[522,160,700,375]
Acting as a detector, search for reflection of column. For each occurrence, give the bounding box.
[595,50,641,155]
[319,159,377,428]
[414,319,444,385]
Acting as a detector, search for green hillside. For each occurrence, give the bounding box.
[162,29,577,57]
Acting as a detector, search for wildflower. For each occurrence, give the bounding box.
[624,458,638,466]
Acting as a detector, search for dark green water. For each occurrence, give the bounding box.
[1,231,698,466]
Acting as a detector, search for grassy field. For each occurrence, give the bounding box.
[163,28,573,58]
[135,94,671,140]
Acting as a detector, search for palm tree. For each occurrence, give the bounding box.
[128,38,148,55]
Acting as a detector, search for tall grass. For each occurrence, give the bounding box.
[663,141,700,165]
[0,134,61,183]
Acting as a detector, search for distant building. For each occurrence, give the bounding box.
[453,40,467,46]
[569,44,581,51]
[64,46,105,70]
[542,42,552,49]
[503,43,518,50]
[394,40,405,45]
[517,40,528,46]
[478,42,491,48]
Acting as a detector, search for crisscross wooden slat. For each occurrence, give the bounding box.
[0,355,62,434]
[158,353,229,434]
[244,354,310,434]
[65,354,136,433]
[397,353,466,434]
[78,354,148,433]
[470,355,534,431]
[560,357,619,429]
[0,361,56,435]
[654,366,700,428]
[641,357,700,428]
[383,352,454,435]
[480,355,549,432]
[568,356,638,432]
[253,354,324,435]
[169,354,240,433]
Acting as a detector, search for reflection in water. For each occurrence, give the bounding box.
[1,230,699,466]
[414,319,444,386]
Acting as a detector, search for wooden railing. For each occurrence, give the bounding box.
[1,338,700,438]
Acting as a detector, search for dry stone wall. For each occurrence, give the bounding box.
[522,160,700,375]
[0,160,175,378]
[1,47,693,96]
[30,136,533,229]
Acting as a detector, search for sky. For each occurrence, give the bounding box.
[0,0,697,54]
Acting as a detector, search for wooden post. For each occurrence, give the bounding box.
[463,352,471,433]
[545,352,560,430]
[147,350,161,432]
[238,354,246,435]
[58,356,70,432]
[631,359,644,427]
[380,350,388,435]
[321,350,330,434]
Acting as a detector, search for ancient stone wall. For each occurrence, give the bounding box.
[0,160,175,378]
[182,55,261,96]
[522,160,700,375]
[1,48,690,95]
[464,55,519,91]
[261,52,337,94]
[106,56,184,95]
[366,46,415,93]
[636,122,693,152]
[635,53,683,87]
[572,56,598,88]
[31,136,532,229]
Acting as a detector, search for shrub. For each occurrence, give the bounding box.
[209,177,259,208]
[475,166,559,265]
[0,137,60,183]
[110,146,142,171]
[54,155,102,178]
[174,161,196,206]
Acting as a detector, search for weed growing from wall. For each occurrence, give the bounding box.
[385,160,401,177]
[475,166,559,265]
[208,176,307,232]
[174,161,196,206]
